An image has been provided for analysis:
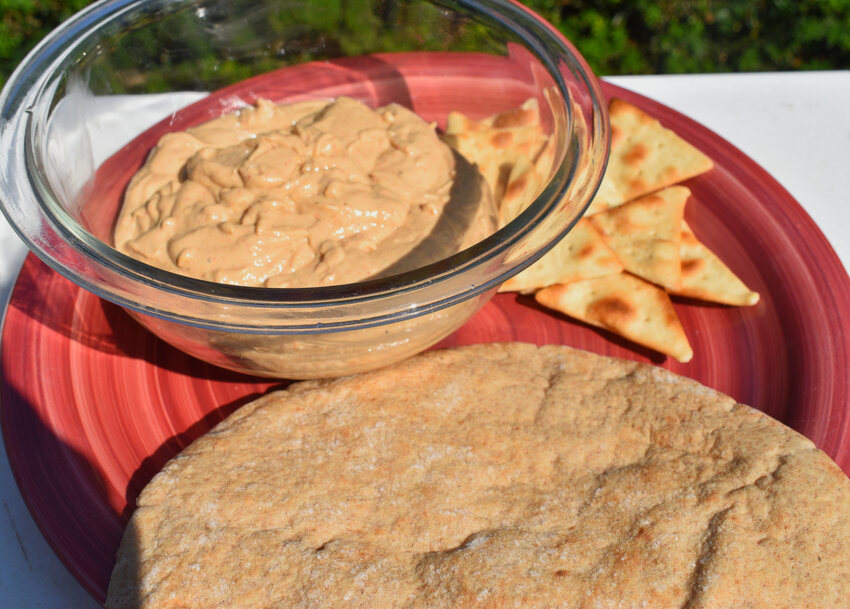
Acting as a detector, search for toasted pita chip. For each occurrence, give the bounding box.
[443,125,548,202]
[499,219,624,293]
[498,154,545,226]
[533,133,555,179]
[671,220,760,306]
[497,130,560,227]
[445,111,483,135]
[444,99,548,203]
[445,98,541,134]
[588,98,713,213]
[445,111,477,135]
[489,97,541,129]
[589,175,623,213]
[535,273,693,362]
[588,186,689,291]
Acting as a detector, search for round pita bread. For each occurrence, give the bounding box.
[107,343,850,608]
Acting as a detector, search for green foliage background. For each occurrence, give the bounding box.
[2,0,849,89]
[540,0,850,74]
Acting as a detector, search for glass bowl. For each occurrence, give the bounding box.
[0,0,608,379]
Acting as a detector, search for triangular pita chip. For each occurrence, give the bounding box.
[443,99,548,204]
[499,218,624,293]
[498,154,545,226]
[488,97,541,129]
[671,220,760,306]
[587,98,713,213]
[495,133,557,227]
[535,273,693,362]
[445,98,541,134]
[533,133,555,180]
[442,125,548,202]
[588,185,689,291]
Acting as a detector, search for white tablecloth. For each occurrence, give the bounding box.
[0,71,848,608]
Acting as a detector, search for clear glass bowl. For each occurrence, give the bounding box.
[0,0,608,379]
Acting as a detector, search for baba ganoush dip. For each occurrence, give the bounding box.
[114,96,497,287]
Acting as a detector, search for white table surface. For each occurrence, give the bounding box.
[0,71,848,608]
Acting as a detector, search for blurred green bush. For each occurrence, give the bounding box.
[1,0,91,83]
[540,0,850,74]
[2,0,849,89]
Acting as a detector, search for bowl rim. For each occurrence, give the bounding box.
[0,0,609,332]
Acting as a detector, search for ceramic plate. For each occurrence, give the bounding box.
[2,71,849,602]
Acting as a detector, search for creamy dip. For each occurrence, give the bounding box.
[114,96,497,287]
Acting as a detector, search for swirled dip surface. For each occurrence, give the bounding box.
[114,97,496,287]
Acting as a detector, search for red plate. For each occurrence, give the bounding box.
[3,76,850,603]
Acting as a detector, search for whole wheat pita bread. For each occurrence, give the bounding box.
[535,273,693,362]
[588,98,713,214]
[107,343,850,609]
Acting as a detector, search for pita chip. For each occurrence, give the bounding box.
[533,133,555,180]
[443,125,548,202]
[443,99,549,202]
[445,98,541,134]
[535,273,693,362]
[498,154,545,226]
[499,218,624,293]
[588,185,689,292]
[671,220,760,306]
[488,97,541,129]
[588,98,713,213]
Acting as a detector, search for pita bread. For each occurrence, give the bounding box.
[499,219,623,293]
[673,220,760,306]
[535,273,693,362]
[588,98,713,213]
[107,342,850,609]
[588,186,689,291]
